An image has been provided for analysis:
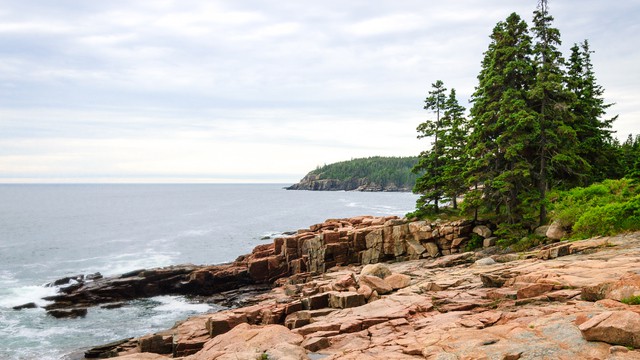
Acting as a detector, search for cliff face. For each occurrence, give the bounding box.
[286,174,411,192]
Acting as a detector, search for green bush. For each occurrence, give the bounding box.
[549,179,640,238]
[621,295,640,305]
[464,233,484,252]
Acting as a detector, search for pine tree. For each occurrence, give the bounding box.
[413,80,448,213]
[440,89,469,210]
[566,40,618,183]
[529,0,585,225]
[467,12,537,224]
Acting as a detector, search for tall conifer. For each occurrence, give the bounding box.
[413,82,469,213]
[467,13,536,224]
[413,80,448,213]
[530,0,583,225]
[567,40,618,183]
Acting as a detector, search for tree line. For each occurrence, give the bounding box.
[311,156,419,189]
[412,0,639,235]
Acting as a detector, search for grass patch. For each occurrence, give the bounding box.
[621,295,640,305]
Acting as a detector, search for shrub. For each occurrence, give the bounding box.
[621,295,640,305]
[549,179,640,239]
[464,233,484,252]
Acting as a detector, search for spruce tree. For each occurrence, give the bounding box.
[467,12,537,224]
[440,89,469,209]
[530,0,584,225]
[413,80,448,213]
[566,40,618,183]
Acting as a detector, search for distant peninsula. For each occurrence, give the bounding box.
[286,156,418,192]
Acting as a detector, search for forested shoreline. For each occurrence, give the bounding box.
[411,0,639,244]
[287,156,418,191]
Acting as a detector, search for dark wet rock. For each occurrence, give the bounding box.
[13,302,37,310]
[48,307,88,318]
[84,338,133,358]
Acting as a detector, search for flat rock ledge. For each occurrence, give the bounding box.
[75,226,640,359]
[37,216,492,317]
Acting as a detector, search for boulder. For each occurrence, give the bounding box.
[579,311,640,348]
[483,237,497,248]
[546,220,567,240]
[48,307,88,318]
[473,225,492,238]
[474,257,496,266]
[138,334,172,354]
[301,337,330,352]
[331,273,357,291]
[534,225,550,237]
[516,283,555,299]
[13,302,37,310]
[284,311,311,329]
[357,284,373,299]
[424,242,440,258]
[302,293,329,310]
[328,291,366,309]
[360,263,392,279]
[384,273,411,290]
[358,275,392,295]
[206,312,248,337]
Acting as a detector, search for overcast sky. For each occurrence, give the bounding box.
[1,0,638,183]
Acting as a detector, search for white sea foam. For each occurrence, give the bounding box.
[260,231,286,239]
[152,295,212,313]
[94,252,176,276]
[0,284,57,308]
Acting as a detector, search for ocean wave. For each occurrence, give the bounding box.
[152,295,214,313]
[0,284,58,309]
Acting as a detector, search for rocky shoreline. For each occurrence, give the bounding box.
[286,174,411,192]
[20,215,640,359]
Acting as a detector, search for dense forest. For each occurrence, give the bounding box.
[288,156,418,191]
[412,0,640,243]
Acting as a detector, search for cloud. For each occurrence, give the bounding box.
[0,0,638,182]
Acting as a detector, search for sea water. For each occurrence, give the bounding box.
[0,184,418,359]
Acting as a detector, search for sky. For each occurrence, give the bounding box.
[1,0,638,183]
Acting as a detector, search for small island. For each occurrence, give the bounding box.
[286,156,418,192]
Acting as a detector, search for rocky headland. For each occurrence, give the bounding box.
[286,174,411,192]
[25,215,640,359]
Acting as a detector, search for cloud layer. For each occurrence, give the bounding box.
[0,0,638,182]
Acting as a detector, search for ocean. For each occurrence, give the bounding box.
[0,184,418,359]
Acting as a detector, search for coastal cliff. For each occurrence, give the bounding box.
[32,215,640,359]
[286,173,410,192]
[286,156,418,192]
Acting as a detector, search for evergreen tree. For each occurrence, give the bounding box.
[529,0,584,225]
[413,80,448,213]
[440,89,469,209]
[621,134,640,179]
[467,12,537,224]
[566,40,618,183]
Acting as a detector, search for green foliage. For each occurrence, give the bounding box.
[464,233,484,252]
[310,156,419,189]
[566,40,618,184]
[549,179,640,238]
[620,134,640,180]
[621,295,640,306]
[494,223,530,248]
[413,82,469,215]
[466,12,537,225]
[410,2,636,243]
